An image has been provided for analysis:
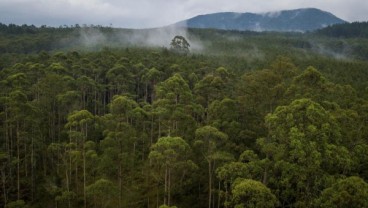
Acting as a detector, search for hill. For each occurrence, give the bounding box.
[175,8,346,32]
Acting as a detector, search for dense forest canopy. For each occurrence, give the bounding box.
[1,22,368,208]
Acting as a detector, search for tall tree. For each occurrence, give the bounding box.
[149,136,193,206]
[257,98,351,206]
[65,110,94,208]
[194,126,229,208]
[315,176,368,207]
[231,179,278,208]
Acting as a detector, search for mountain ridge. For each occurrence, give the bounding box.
[174,8,347,32]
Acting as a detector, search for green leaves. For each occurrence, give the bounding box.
[315,176,368,208]
[149,136,191,168]
[231,179,278,208]
[109,95,138,117]
[65,110,94,129]
[256,98,354,206]
[86,179,118,208]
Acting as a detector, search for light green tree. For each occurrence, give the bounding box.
[231,179,278,208]
[86,178,118,208]
[195,126,230,208]
[257,98,352,206]
[315,176,368,208]
[149,136,194,206]
[154,73,195,137]
[65,110,94,208]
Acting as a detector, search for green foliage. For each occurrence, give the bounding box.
[316,21,368,38]
[231,179,278,208]
[159,205,178,208]
[1,24,368,208]
[315,176,368,208]
[149,136,191,167]
[86,179,118,207]
[5,200,26,208]
[256,98,352,206]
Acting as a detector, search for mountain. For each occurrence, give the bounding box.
[174,8,346,32]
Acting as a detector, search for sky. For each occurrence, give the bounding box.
[0,0,367,28]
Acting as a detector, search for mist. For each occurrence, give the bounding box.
[309,40,352,60]
[60,25,204,52]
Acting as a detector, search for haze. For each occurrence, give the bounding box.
[0,0,367,28]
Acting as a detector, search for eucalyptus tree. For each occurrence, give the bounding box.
[142,67,163,103]
[170,36,190,54]
[149,136,194,206]
[100,95,139,207]
[154,73,196,138]
[65,110,94,208]
[86,178,118,208]
[194,126,230,208]
[315,176,368,208]
[231,179,278,208]
[216,150,263,207]
[257,98,352,207]
[106,63,134,99]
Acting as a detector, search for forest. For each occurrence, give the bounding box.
[1,23,368,208]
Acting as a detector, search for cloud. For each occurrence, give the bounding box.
[0,0,367,28]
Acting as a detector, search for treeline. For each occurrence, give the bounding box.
[0,23,115,54]
[2,22,368,61]
[316,21,368,38]
[0,23,113,35]
[1,47,368,208]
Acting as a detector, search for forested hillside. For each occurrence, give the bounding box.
[175,8,345,32]
[1,23,368,208]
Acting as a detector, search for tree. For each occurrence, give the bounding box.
[149,136,193,206]
[231,179,278,208]
[216,150,264,207]
[194,126,229,208]
[65,110,94,208]
[100,95,138,207]
[315,176,368,208]
[257,98,351,206]
[170,36,190,54]
[195,74,226,108]
[154,73,196,137]
[86,178,118,208]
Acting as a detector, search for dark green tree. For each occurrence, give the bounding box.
[170,36,190,54]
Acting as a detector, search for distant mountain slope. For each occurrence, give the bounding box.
[175,8,346,32]
[316,21,368,38]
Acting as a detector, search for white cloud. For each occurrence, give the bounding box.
[0,0,366,28]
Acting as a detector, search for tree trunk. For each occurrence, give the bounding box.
[156,183,159,208]
[69,127,72,200]
[83,124,87,208]
[31,132,34,202]
[1,169,7,206]
[208,160,212,208]
[83,148,86,208]
[65,165,71,208]
[150,116,154,146]
[158,117,161,138]
[164,164,168,205]
[17,121,20,200]
[217,181,221,208]
[168,168,171,206]
[225,183,228,208]
[119,141,123,208]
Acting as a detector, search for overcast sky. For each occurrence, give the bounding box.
[0,0,367,28]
